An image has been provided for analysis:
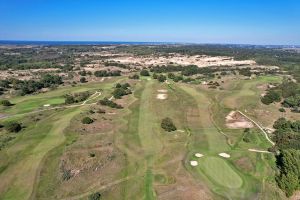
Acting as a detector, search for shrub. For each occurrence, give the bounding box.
[89,152,96,157]
[5,122,22,133]
[62,169,72,181]
[279,108,286,112]
[112,83,132,99]
[129,74,139,79]
[81,117,94,124]
[261,90,281,105]
[161,117,177,132]
[140,69,150,76]
[88,192,101,200]
[0,100,12,106]
[80,77,87,83]
[98,98,123,109]
[157,75,167,82]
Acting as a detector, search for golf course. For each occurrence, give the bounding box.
[0,74,290,200]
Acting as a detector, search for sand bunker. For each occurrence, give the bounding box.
[190,160,198,166]
[195,153,204,158]
[43,104,50,107]
[157,89,168,93]
[219,153,230,158]
[219,153,231,158]
[156,93,167,100]
[225,111,253,129]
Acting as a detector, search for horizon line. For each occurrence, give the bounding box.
[0,40,299,47]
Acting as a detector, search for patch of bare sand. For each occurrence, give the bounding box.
[218,153,230,158]
[225,111,254,129]
[157,89,168,93]
[157,93,167,100]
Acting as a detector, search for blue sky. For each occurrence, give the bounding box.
[0,0,300,44]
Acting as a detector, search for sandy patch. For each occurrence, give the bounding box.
[190,161,198,166]
[195,153,204,158]
[43,104,50,107]
[157,89,168,93]
[218,153,230,158]
[225,111,253,129]
[157,93,167,100]
[177,129,185,133]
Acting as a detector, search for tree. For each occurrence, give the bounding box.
[0,100,12,106]
[161,118,177,132]
[88,192,101,200]
[140,69,150,76]
[261,90,281,105]
[81,117,94,124]
[5,122,22,133]
[80,77,87,83]
[276,149,300,197]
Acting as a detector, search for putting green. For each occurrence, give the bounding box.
[200,157,243,189]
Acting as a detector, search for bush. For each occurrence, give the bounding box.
[94,70,121,77]
[129,74,139,79]
[88,192,101,200]
[140,69,150,76]
[261,90,281,105]
[161,117,177,132]
[112,83,131,99]
[152,73,158,79]
[80,77,87,83]
[279,108,286,112]
[89,152,96,157]
[62,169,72,181]
[5,122,22,133]
[98,98,123,109]
[0,100,12,106]
[81,117,94,124]
[157,75,167,82]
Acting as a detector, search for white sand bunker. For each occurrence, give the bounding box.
[156,93,167,100]
[43,104,50,107]
[195,153,204,158]
[225,111,253,129]
[219,153,231,158]
[157,89,168,93]
[190,160,198,166]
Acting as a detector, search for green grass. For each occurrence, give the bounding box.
[198,157,243,189]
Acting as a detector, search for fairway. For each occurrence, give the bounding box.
[199,157,243,189]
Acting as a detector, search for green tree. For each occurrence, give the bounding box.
[161,117,177,132]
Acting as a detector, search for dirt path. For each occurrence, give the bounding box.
[248,149,272,153]
[237,110,275,146]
